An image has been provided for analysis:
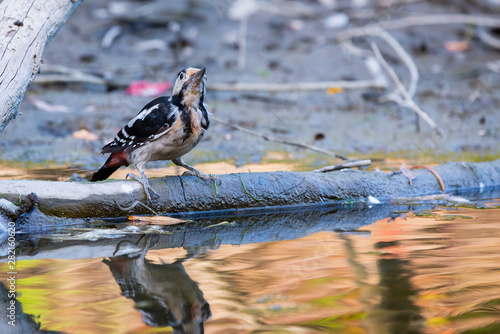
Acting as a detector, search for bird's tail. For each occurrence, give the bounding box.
[90,151,129,182]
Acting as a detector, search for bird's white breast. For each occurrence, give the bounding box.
[129,106,207,164]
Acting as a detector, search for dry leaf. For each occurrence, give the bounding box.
[72,129,100,141]
[400,163,416,185]
[444,40,469,53]
[327,87,343,95]
[128,216,189,226]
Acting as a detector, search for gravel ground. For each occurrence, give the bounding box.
[1,0,499,172]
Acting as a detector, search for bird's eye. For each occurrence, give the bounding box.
[179,72,184,80]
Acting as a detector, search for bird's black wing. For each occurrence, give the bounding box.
[102,96,178,153]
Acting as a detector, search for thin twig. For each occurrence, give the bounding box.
[34,74,106,86]
[336,14,500,41]
[34,64,107,86]
[338,31,418,97]
[377,30,419,97]
[370,42,441,133]
[477,26,500,50]
[208,79,386,92]
[313,159,372,173]
[101,25,122,50]
[35,65,385,93]
[409,165,445,192]
[212,116,351,160]
[38,65,385,93]
[335,14,500,133]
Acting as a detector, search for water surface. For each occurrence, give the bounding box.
[2,198,500,333]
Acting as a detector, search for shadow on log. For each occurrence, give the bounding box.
[0,160,499,218]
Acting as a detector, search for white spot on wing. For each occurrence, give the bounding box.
[167,102,177,117]
[127,103,160,127]
[150,127,172,141]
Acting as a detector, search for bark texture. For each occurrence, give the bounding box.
[0,0,81,133]
[0,160,499,218]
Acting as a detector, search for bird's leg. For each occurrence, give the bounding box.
[126,162,159,202]
[172,157,221,185]
[172,157,210,180]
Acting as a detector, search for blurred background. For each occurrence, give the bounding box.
[2,2,500,333]
[1,0,499,179]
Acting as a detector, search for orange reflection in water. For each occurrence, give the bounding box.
[4,208,500,333]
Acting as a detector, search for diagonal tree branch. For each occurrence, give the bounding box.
[212,116,352,161]
[370,42,440,133]
[0,0,81,133]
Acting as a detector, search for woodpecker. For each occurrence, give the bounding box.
[91,67,216,201]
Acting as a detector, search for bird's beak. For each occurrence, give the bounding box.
[187,67,206,92]
[181,68,206,106]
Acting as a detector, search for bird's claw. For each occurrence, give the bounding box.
[210,174,222,187]
[182,170,211,184]
[182,170,221,186]
[126,172,160,202]
[182,170,197,178]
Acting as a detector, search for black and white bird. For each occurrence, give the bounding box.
[90,67,216,200]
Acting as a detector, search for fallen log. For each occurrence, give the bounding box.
[0,0,81,133]
[1,160,499,218]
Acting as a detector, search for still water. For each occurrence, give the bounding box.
[1,195,500,334]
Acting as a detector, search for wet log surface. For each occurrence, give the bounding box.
[1,160,499,219]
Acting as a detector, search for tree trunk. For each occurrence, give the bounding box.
[0,0,81,133]
[1,160,499,218]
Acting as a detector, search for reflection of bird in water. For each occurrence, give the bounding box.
[103,236,211,333]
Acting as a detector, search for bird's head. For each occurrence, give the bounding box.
[173,67,206,107]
